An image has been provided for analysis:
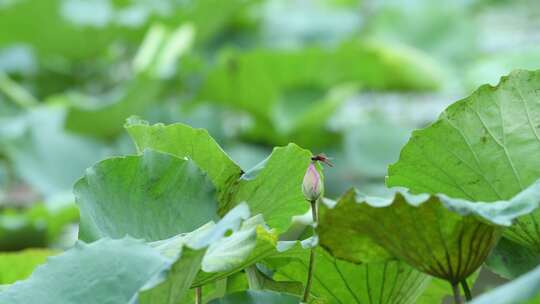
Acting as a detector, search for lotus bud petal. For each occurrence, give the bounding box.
[302,163,323,201]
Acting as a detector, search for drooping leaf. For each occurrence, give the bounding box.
[138,246,206,304]
[387,69,540,250]
[74,149,219,242]
[486,237,540,280]
[125,118,242,202]
[470,264,540,304]
[0,249,56,285]
[193,215,278,286]
[244,266,304,296]
[318,181,540,284]
[208,290,300,304]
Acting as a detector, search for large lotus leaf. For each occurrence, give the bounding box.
[0,249,56,285]
[223,144,313,233]
[208,290,300,304]
[387,69,540,250]
[0,237,203,304]
[0,204,255,304]
[74,149,219,242]
[127,120,314,233]
[125,119,242,202]
[264,244,430,304]
[318,181,540,283]
[471,264,540,304]
[486,237,540,280]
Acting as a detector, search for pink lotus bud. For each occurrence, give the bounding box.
[302,163,323,201]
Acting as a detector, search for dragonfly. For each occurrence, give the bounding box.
[311,153,333,167]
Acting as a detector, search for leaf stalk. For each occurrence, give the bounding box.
[303,199,318,303]
[461,279,472,301]
[451,282,463,304]
[195,286,202,304]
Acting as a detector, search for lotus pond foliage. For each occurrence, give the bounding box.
[1,1,540,303]
[0,69,540,303]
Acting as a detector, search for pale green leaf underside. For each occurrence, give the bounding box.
[75,149,219,242]
[318,182,540,282]
[0,238,170,304]
[387,69,540,250]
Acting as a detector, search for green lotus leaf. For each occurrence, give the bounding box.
[193,215,277,286]
[318,181,540,284]
[470,264,540,304]
[208,290,300,304]
[0,237,203,304]
[145,203,277,288]
[387,69,540,250]
[127,120,314,233]
[125,118,242,203]
[486,237,540,280]
[74,149,219,242]
[224,143,313,233]
[264,242,430,304]
[0,249,56,285]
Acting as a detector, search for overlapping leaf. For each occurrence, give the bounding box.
[126,120,314,233]
[125,118,242,201]
[318,181,540,284]
[74,149,219,242]
[388,69,540,250]
[0,238,183,304]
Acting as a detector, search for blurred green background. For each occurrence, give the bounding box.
[0,0,539,293]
